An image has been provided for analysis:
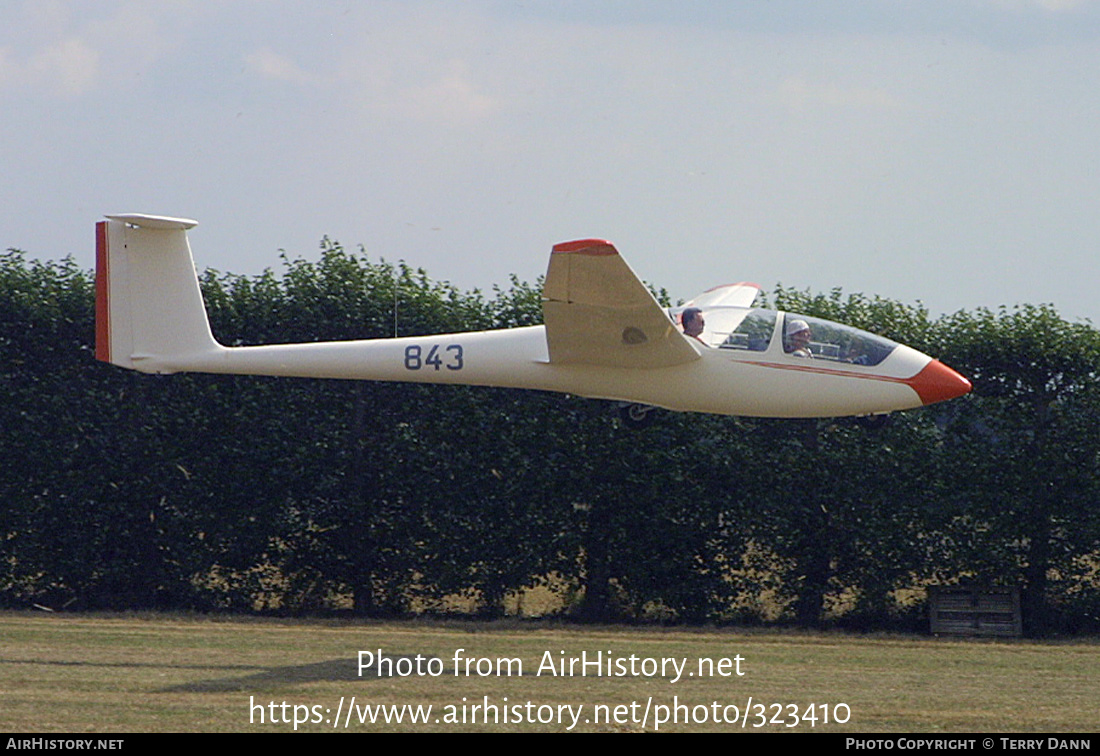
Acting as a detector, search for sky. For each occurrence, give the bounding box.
[3,0,1100,323]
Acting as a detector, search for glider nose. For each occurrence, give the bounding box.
[906,359,972,406]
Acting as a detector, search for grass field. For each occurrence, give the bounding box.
[0,611,1097,733]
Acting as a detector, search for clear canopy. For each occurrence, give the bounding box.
[670,306,899,366]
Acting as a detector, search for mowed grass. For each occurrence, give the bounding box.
[0,612,1097,733]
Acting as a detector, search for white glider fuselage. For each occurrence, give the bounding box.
[145,324,944,418]
[95,214,970,418]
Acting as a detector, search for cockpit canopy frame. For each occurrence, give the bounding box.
[669,306,899,367]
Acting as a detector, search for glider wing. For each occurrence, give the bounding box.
[683,281,761,309]
[542,239,700,368]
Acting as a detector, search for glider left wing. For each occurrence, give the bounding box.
[683,281,761,309]
[542,239,701,368]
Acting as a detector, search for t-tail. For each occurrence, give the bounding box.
[95,214,223,373]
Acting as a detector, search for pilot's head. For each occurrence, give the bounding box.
[682,308,704,337]
[785,319,811,352]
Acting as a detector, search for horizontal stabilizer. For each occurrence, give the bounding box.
[105,214,198,231]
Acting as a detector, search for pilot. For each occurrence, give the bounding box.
[682,308,706,343]
[845,340,872,365]
[784,319,813,358]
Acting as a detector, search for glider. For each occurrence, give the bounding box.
[94,214,970,419]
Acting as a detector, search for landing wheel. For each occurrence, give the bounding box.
[619,403,657,429]
[855,414,891,430]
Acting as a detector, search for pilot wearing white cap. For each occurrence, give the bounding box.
[785,319,813,358]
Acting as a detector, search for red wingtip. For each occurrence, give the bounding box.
[906,360,972,405]
[552,239,617,255]
[95,220,110,363]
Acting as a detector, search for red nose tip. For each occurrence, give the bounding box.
[906,360,972,405]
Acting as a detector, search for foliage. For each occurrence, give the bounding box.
[2,248,1099,633]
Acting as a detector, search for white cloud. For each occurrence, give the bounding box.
[329,49,500,126]
[244,48,321,86]
[777,76,911,113]
[0,35,100,97]
[1035,0,1089,8]
[0,47,13,88]
[985,0,1094,12]
[238,9,499,127]
[30,35,100,96]
[389,58,497,123]
[85,4,179,83]
[0,1,181,98]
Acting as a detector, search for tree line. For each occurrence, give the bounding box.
[2,242,1099,635]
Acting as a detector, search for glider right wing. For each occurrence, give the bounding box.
[542,239,701,368]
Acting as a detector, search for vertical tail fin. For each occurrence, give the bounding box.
[95,214,221,373]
